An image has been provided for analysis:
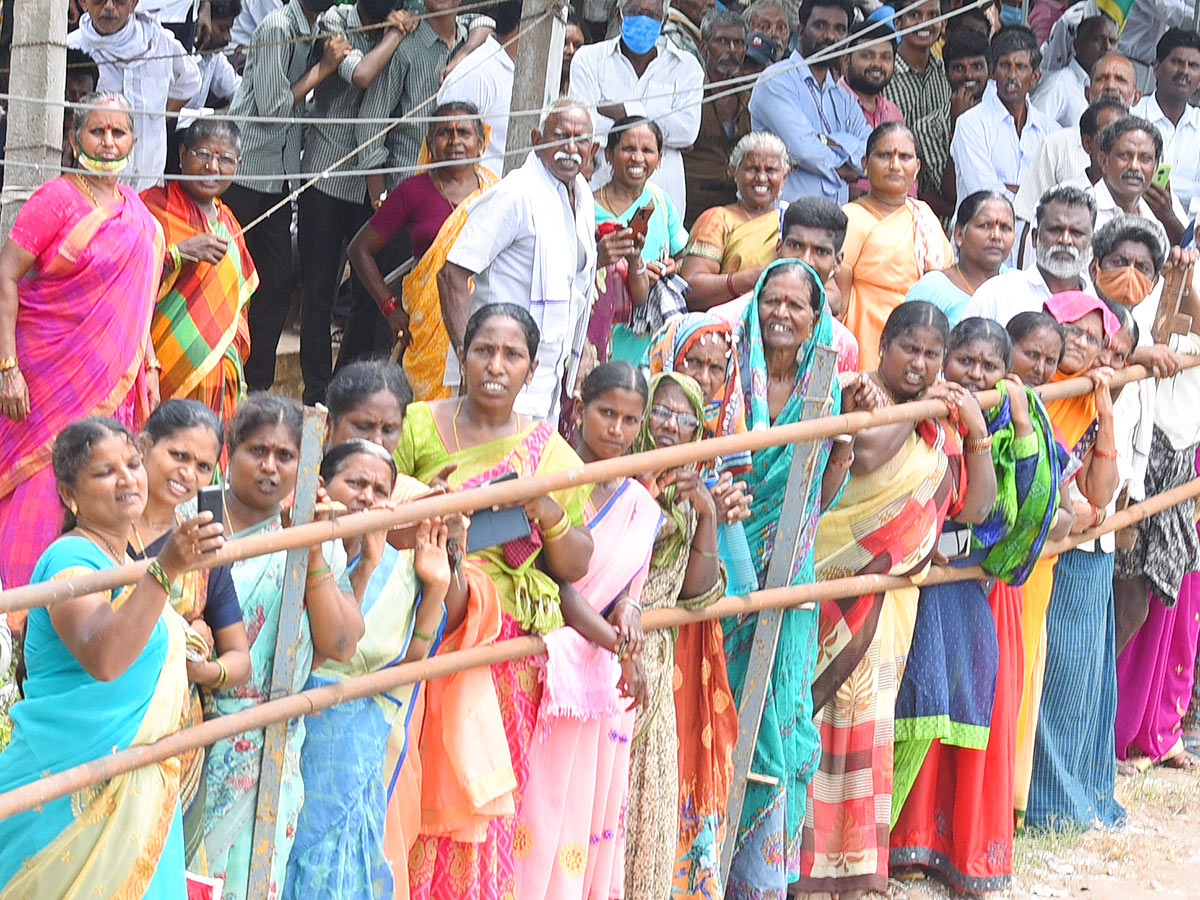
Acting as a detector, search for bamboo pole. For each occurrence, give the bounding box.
[2,471,1198,820]
[1,359,1192,615]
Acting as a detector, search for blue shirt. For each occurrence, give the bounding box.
[748,52,871,205]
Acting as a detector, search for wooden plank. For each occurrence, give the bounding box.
[718,345,838,885]
[245,406,327,897]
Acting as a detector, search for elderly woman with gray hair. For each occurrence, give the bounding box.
[679,130,791,308]
[140,118,257,423]
[0,90,163,594]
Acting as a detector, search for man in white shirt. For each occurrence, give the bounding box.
[438,102,603,422]
[69,0,202,190]
[1117,0,1197,90]
[965,185,1097,324]
[175,0,242,136]
[437,0,519,179]
[951,25,1056,210]
[571,0,704,218]
[1089,114,1187,243]
[1131,28,1200,219]
[1013,53,1140,223]
[1030,14,1116,129]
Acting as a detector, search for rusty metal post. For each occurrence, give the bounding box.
[245,406,326,895]
[719,345,838,886]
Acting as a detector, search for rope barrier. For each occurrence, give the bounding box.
[1,465,1196,821]
[0,358,1192,616]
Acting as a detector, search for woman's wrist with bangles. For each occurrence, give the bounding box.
[1092,446,1118,459]
[210,657,229,689]
[964,433,993,455]
[379,293,398,316]
[541,510,572,542]
[146,559,174,593]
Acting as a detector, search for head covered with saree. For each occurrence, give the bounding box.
[1043,290,1122,346]
[644,313,750,473]
[734,258,842,576]
[634,371,707,565]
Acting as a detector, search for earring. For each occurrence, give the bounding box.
[69,501,78,516]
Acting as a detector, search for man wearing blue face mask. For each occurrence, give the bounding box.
[571,0,706,219]
[747,0,871,205]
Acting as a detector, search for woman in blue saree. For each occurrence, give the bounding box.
[0,416,222,898]
[283,439,463,900]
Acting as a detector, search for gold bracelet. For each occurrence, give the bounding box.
[0,356,17,373]
[213,658,228,689]
[542,512,572,542]
[964,434,993,455]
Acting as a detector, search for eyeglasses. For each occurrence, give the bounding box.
[1063,322,1102,350]
[648,404,701,434]
[186,147,239,172]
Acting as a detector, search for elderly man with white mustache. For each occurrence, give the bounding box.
[963,185,1098,325]
[437,99,611,423]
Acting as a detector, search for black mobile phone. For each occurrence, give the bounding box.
[465,472,531,553]
[197,484,223,531]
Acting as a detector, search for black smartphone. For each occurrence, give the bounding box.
[197,484,223,532]
[465,472,531,553]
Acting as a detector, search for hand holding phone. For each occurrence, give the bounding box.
[1153,163,1172,189]
[196,484,224,532]
[628,200,655,242]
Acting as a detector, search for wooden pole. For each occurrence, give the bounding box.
[2,359,1191,615]
[3,471,1199,820]
[1,0,68,235]
[503,0,567,174]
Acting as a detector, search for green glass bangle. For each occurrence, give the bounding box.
[147,559,173,593]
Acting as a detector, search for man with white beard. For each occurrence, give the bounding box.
[964,185,1098,325]
[437,100,610,423]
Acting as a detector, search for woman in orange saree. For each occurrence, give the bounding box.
[141,121,257,423]
[0,92,160,596]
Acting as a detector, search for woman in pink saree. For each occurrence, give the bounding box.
[0,91,161,594]
[515,361,660,899]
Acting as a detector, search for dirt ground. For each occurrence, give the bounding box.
[879,767,1200,900]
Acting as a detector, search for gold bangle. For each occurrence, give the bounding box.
[964,434,993,455]
[542,512,572,542]
[213,658,228,689]
[147,559,173,593]
[0,356,17,373]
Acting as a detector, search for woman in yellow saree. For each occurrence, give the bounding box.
[835,123,952,371]
[142,120,258,423]
[347,102,497,401]
[797,302,995,896]
[679,131,790,310]
[394,303,594,899]
[0,417,222,898]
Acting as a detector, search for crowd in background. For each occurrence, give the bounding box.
[2,0,1200,897]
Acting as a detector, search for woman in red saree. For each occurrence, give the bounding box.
[0,91,161,595]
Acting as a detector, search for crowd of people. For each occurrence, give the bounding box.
[2,0,1200,897]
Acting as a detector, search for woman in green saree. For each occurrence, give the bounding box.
[201,393,367,900]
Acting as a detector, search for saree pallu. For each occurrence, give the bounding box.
[396,403,591,898]
[840,200,951,372]
[0,179,158,591]
[517,478,661,900]
[683,205,779,274]
[890,579,1024,892]
[0,537,189,898]
[1027,548,1125,830]
[797,423,965,896]
[142,182,257,422]
[203,516,314,900]
[399,167,498,402]
[283,538,428,900]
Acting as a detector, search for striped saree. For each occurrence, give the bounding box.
[142,182,257,422]
[0,178,159,592]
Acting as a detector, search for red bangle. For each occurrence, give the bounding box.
[379,293,398,316]
[726,273,736,297]
[1093,447,1117,459]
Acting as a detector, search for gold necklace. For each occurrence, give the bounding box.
[954,263,986,295]
[451,395,518,452]
[72,173,98,206]
[76,526,125,563]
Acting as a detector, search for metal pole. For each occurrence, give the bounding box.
[245,406,327,896]
[719,345,838,885]
[1,0,68,236]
